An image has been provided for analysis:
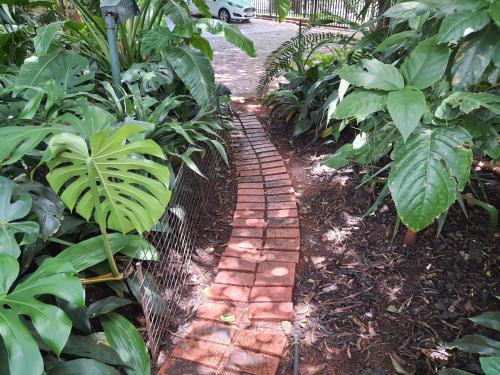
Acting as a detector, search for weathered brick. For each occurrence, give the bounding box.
[223,247,261,261]
[255,264,295,287]
[237,163,260,171]
[234,330,288,357]
[225,347,280,375]
[266,194,296,203]
[233,210,265,219]
[250,286,293,302]
[267,209,299,219]
[238,169,262,177]
[264,238,300,251]
[261,251,300,263]
[232,218,267,228]
[258,151,281,158]
[218,257,257,273]
[238,182,264,189]
[266,228,300,239]
[215,271,255,286]
[209,284,251,302]
[264,173,290,182]
[249,302,294,321]
[262,167,288,176]
[158,357,216,375]
[171,339,226,369]
[259,156,283,163]
[188,320,236,345]
[265,179,293,188]
[261,161,285,169]
[238,188,265,196]
[228,237,262,249]
[238,195,265,203]
[231,228,264,238]
[267,217,299,228]
[255,147,277,154]
[236,202,266,211]
[267,201,296,210]
[196,302,244,324]
[238,176,263,183]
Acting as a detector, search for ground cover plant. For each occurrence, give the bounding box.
[0,0,255,373]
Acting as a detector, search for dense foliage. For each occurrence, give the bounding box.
[0,0,255,374]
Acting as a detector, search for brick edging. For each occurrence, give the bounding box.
[158,113,300,375]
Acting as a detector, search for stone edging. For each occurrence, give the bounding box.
[158,113,300,375]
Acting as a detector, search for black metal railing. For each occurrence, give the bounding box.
[252,0,379,26]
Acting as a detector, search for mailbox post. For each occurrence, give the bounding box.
[99,0,140,87]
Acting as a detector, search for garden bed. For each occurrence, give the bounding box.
[235,99,499,375]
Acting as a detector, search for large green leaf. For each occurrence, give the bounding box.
[452,26,497,88]
[16,52,95,93]
[334,89,387,119]
[194,18,256,57]
[401,37,451,89]
[0,254,84,375]
[338,59,404,91]
[165,46,215,106]
[388,127,473,232]
[387,87,426,141]
[163,0,191,25]
[34,21,64,55]
[122,62,173,94]
[374,31,416,53]
[56,234,158,272]
[384,2,429,19]
[481,356,500,375]
[491,1,500,26]
[62,334,126,366]
[274,0,291,22]
[46,125,171,234]
[448,334,500,356]
[102,313,150,375]
[437,10,490,43]
[436,92,500,118]
[48,358,121,375]
[86,297,132,318]
[0,177,39,258]
[470,311,500,331]
[54,106,116,139]
[0,125,60,165]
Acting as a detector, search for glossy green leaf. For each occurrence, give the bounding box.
[481,356,500,375]
[86,297,132,318]
[384,1,429,19]
[126,270,167,316]
[164,0,191,25]
[470,311,500,331]
[339,59,404,91]
[388,127,473,232]
[0,254,84,375]
[102,313,150,375]
[62,334,126,366]
[0,177,39,258]
[34,21,64,55]
[322,144,353,169]
[401,37,451,89]
[46,125,171,234]
[436,92,500,118]
[437,10,490,43]
[374,31,415,53]
[448,334,500,355]
[54,106,116,139]
[491,1,500,27]
[165,46,215,106]
[452,26,497,88]
[49,359,121,375]
[56,234,157,272]
[191,0,211,17]
[387,87,426,141]
[334,90,387,119]
[274,0,291,22]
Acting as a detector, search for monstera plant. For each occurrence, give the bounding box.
[45,124,171,278]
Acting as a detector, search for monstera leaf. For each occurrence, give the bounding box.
[0,254,85,375]
[0,177,39,258]
[45,124,171,234]
[388,127,473,232]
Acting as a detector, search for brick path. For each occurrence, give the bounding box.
[158,113,300,374]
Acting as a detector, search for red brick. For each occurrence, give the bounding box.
[249,302,294,321]
[238,188,265,196]
[218,257,257,272]
[196,302,244,324]
[210,284,251,302]
[264,173,290,182]
[225,347,280,375]
[261,251,300,263]
[266,193,296,203]
[257,151,280,158]
[262,167,287,176]
[267,209,299,219]
[267,217,299,228]
[223,247,261,261]
[248,137,268,142]
[237,163,260,171]
[265,179,293,188]
[238,169,262,177]
[266,228,300,239]
[233,210,265,219]
[255,148,277,154]
[267,201,296,210]
[259,156,283,163]
[236,202,266,211]
[266,186,294,196]
[188,320,236,345]
[245,130,266,135]
[215,271,255,286]
[234,158,259,166]
[238,176,263,183]
[251,142,274,147]
[238,195,265,203]
[232,218,267,228]
[264,238,300,251]
[158,357,216,375]
[261,161,285,169]
[255,265,295,287]
[234,330,288,357]
[231,228,264,238]
[234,157,258,164]
[250,286,293,302]
[228,237,262,249]
[233,146,253,152]
[171,338,226,369]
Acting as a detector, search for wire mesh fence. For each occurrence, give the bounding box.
[127,110,232,361]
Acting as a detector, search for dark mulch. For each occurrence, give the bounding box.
[234,98,499,375]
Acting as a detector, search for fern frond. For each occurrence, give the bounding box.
[256,32,346,99]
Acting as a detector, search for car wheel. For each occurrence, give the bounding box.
[219,8,231,22]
